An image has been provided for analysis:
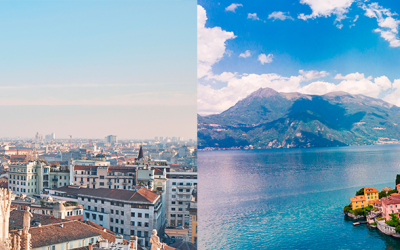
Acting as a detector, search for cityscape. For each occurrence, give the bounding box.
[0,133,197,250]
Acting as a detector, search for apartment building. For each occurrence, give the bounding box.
[7,161,70,196]
[72,165,136,190]
[165,168,197,228]
[47,186,163,247]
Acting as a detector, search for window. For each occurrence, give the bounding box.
[131,230,135,235]
[101,208,104,213]
[171,201,176,205]
[138,213,142,218]
[121,220,124,225]
[131,221,135,226]
[116,219,119,223]
[144,222,149,227]
[172,195,176,198]
[144,231,149,237]
[172,182,176,185]
[99,215,103,221]
[110,226,114,231]
[171,214,176,217]
[92,214,97,220]
[172,208,176,211]
[88,206,91,210]
[101,200,104,204]
[100,182,104,186]
[145,213,149,218]
[131,212,135,217]
[179,208,183,211]
[111,209,114,214]
[137,231,142,237]
[85,213,90,219]
[121,211,124,216]
[116,210,119,215]
[138,222,142,227]
[121,229,124,234]
[110,218,114,222]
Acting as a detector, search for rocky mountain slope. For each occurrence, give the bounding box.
[198,88,400,149]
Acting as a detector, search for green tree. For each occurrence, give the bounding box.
[396,174,400,186]
[343,205,352,214]
[388,189,398,196]
[356,188,364,196]
[379,190,388,199]
[353,208,365,216]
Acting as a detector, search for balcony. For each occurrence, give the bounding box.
[52,178,58,182]
[107,182,112,185]
[92,181,97,185]
[177,185,192,189]
[122,182,128,185]
[176,197,192,202]
[80,180,84,184]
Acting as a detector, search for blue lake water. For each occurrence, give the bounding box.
[198,144,400,249]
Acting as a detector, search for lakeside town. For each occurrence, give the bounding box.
[0,133,197,250]
[345,177,400,238]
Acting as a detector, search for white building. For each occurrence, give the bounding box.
[165,169,197,228]
[47,186,163,247]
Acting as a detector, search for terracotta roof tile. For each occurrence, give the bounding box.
[54,186,159,203]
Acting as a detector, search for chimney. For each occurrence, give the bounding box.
[60,224,63,228]
[88,244,93,250]
[103,228,106,232]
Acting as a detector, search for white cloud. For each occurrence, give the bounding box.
[198,69,330,114]
[198,68,400,114]
[225,3,243,12]
[383,79,400,106]
[248,13,260,20]
[239,50,251,58]
[299,81,337,95]
[334,72,370,80]
[361,2,400,47]
[298,0,355,23]
[353,15,359,22]
[258,53,273,64]
[301,73,392,98]
[268,11,294,21]
[299,70,329,81]
[336,23,344,29]
[197,5,236,79]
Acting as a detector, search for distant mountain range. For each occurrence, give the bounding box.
[198,88,400,149]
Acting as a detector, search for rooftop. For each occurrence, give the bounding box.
[53,186,159,203]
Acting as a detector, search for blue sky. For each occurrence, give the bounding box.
[0,0,197,139]
[198,0,400,115]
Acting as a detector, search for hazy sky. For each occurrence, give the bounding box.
[0,0,197,140]
[198,0,400,115]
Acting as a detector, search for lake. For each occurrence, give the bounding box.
[198,144,400,249]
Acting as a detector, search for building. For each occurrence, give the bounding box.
[7,161,70,197]
[165,168,197,228]
[105,135,118,144]
[46,186,163,247]
[187,189,197,245]
[381,195,400,220]
[12,199,83,221]
[72,165,136,190]
[350,187,379,210]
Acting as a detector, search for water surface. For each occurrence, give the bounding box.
[199,145,400,249]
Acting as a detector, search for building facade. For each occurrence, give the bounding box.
[46,186,163,247]
[165,169,197,228]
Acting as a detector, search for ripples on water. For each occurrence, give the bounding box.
[199,145,400,249]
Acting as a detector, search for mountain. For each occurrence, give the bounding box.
[198,88,400,149]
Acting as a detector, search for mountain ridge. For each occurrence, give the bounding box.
[198,88,400,149]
